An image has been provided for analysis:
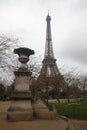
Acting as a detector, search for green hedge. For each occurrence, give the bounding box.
[56,102,87,120]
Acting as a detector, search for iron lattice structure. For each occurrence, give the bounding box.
[37,13,65,90]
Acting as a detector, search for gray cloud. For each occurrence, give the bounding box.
[61,23,87,65]
[62,49,87,65]
[0,0,87,74]
[54,0,87,67]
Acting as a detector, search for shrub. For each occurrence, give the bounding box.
[56,102,87,120]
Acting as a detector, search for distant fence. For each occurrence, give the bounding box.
[59,98,80,103]
[48,98,80,104]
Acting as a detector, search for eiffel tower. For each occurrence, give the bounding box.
[37,13,65,91]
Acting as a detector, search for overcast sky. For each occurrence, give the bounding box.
[0,0,87,76]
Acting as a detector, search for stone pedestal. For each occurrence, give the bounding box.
[7,71,33,121]
[33,99,57,119]
[7,101,33,121]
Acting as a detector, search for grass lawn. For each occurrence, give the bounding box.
[56,101,87,120]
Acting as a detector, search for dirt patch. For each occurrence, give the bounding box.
[69,119,87,130]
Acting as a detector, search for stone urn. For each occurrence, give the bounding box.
[7,47,34,121]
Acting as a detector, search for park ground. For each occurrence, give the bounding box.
[0,101,87,130]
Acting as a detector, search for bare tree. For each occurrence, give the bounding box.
[28,55,41,78]
[63,71,80,102]
[0,35,19,86]
[0,35,19,68]
[78,75,87,98]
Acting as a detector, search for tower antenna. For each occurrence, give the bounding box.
[48,9,49,15]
